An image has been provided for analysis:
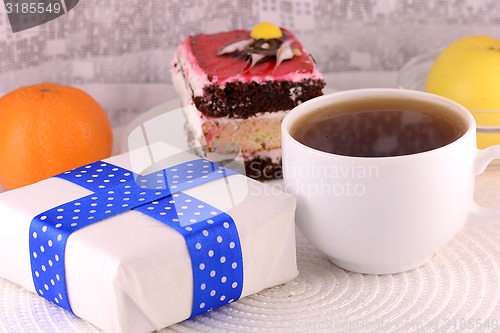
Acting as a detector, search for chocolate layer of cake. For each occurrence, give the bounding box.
[244,156,282,180]
[193,79,325,118]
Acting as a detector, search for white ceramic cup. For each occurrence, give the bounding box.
[282,88,500,274]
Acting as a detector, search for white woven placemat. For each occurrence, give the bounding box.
[1,169,500,333]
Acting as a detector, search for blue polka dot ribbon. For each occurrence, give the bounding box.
[28,159,244,318]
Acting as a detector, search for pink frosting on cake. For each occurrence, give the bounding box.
[176,29,323,93]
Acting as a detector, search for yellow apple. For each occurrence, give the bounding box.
[425,35,500,148]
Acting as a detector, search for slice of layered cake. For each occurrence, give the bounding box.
[172,22,325,179]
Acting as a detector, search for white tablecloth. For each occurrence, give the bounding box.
[1,72,499,332]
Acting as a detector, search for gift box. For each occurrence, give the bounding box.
[0,142,298,333]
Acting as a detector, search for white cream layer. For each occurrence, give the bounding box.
[182,101,286,154]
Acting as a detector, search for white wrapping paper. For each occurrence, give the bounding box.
[0,142,298,333]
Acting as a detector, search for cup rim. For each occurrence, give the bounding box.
[282,88,477,160]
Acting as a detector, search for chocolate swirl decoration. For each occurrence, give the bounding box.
[244,38,280,56]
[217,36,300,71]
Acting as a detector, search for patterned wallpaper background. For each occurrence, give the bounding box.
[0,0,498,124]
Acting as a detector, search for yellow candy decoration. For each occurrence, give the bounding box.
[250,22,282,40]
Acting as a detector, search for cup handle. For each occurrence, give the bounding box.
[467,145,500,228]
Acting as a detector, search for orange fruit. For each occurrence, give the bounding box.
[0,82,113,190]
